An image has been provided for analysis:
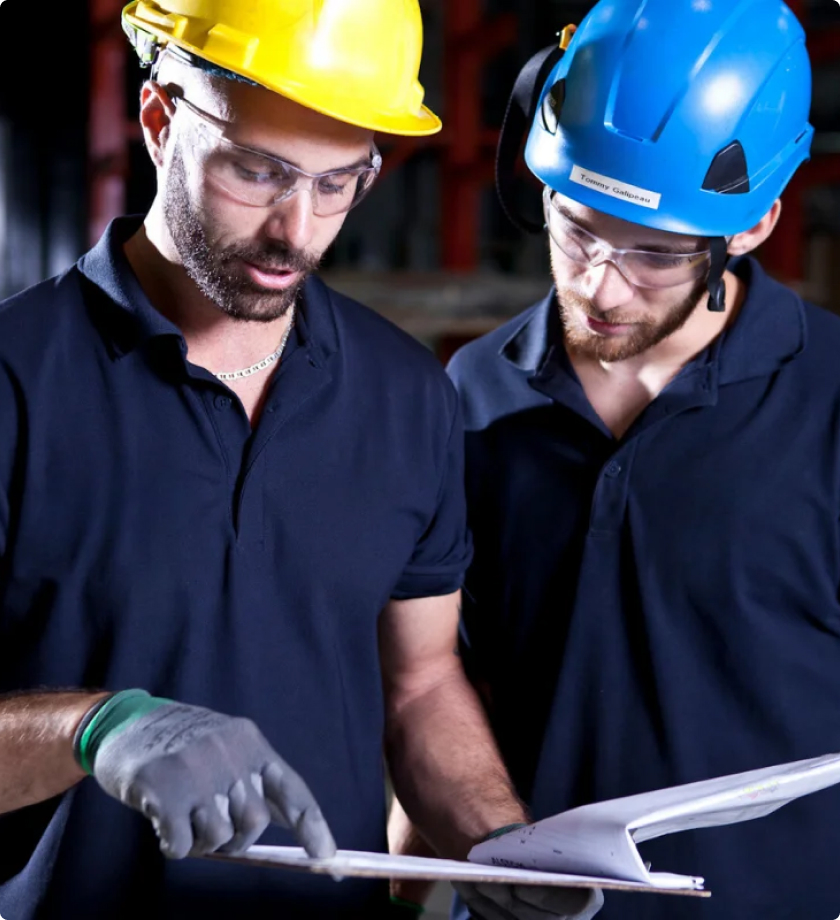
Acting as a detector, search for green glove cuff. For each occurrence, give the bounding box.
[390,895,425,916]
[481,822,529,842]
[73,688,173,775]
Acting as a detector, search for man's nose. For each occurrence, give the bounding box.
[580,258,636,312]
[263,188,315,251]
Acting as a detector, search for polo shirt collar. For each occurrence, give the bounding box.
[291,274,339,368]
[715,255,806,385]
[500,255,806,387]
[78,216,181,356]
[77,215,340,365]
[500,290,557,375]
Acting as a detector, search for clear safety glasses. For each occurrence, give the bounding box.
[173,96,382,217]
[543,187,711,289]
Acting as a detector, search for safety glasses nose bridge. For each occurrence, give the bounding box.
[574,238,638,285]
[543,188,635,278]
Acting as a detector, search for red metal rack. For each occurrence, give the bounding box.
[88,0,135,246]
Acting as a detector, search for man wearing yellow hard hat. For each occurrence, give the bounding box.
[0,1,598,919]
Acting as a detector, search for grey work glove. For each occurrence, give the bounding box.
[456,822,604,920]
[453,882,604,920]
[73,689,336,860]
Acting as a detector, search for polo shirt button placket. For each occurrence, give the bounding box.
[588,449,634,535]
[214,394,232,411]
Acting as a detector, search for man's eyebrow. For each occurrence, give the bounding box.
[555,203,706,254]
[232,139,373,173]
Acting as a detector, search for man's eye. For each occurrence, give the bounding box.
[234,166,272,183]
[233,162,290,184]
[317,174,355,196]
[562,228,594,255]
[637,253,687,269]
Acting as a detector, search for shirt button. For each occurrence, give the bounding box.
[214,394,232,411]
[604,460,622,478]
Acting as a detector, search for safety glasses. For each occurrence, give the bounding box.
[173,95,382,217]
[543,187,711,289]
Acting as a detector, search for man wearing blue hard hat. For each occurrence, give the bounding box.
[440,0,840,918]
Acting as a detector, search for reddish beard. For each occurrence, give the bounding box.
[557,279,706,362]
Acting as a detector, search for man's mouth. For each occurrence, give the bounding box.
[241,260,302,290]
[585,315,636,335]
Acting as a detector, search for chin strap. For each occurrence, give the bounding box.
[706,236,729,312]
[495,29,575,233]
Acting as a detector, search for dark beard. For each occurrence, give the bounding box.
[558,274,708,362]
[164,145,322,323]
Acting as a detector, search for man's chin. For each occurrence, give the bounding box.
[216,282,304,323]
[225,303,296,323]
[569,332,652,363]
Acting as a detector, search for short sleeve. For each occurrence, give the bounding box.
[390,396,473,600]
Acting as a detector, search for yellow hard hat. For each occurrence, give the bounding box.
[121,0,442,136]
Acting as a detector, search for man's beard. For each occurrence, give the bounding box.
[164,146,322,323]
[557,274,708,362]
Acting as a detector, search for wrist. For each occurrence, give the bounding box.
[480,822,529,842]
[72,688,172,774]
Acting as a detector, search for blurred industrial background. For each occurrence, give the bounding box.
[2,0,839,364]
[0,0,838,916]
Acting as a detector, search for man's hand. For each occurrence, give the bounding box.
[453,881,604,920]
[76,689,336,860]
[453,823,603,920]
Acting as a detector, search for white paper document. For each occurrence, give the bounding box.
[470,751,840,888]
[209,846,702,895]
[211,751,840,897]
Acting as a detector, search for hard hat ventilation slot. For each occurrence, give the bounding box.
[702,141,750,195]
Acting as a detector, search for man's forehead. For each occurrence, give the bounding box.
[164,70,375,173]
[192,75,373,148]
[553,191,704,249]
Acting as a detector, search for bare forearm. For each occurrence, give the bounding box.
[385,669,527,860]
[0,690,110,813]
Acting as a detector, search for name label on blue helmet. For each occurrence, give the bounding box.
[570,165,662,211]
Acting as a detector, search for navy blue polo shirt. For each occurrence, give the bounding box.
[448,257,840,920]
[0,216,471,920]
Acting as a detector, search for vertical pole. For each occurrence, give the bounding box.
[89,0,129,245]
[442,0,484,270]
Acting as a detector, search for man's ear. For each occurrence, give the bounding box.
[139,81,176,169]
[727,199,783,257]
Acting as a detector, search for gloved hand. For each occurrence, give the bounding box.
[73,689,336,860]
[455,823,604,920]
[453,882,603,920]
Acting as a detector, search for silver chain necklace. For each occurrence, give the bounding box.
[212,307,296,382]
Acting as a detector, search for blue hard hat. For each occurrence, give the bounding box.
[525,0,814,238]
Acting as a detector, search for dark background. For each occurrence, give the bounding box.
[1,0,838,358]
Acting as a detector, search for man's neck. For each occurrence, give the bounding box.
[565,269,746,439]
[123,220,295,376]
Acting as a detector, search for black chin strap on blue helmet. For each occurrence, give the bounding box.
[496,28,731,313]
[706,237,728,313]
[495,39,568,235]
